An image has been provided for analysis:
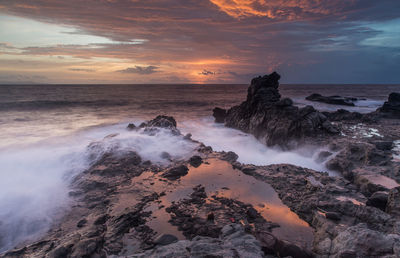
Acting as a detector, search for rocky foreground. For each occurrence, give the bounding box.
[2,74,400,258]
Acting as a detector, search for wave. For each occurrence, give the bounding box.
[0,123,198,253]
[0,118,333,253]
[180,118,329,172]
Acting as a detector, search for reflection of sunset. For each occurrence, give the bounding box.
[182,159,314,247]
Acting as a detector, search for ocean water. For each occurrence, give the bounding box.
[0,83,399,252]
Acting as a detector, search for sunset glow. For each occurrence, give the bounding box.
[1,1,399,84]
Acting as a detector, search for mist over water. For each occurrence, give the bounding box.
[181,118,328,171]
[0,83,399,252]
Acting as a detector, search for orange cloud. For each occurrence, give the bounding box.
[209,0,358,20]
[209,0,270,19]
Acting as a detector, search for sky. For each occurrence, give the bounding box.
[0,0,399,84]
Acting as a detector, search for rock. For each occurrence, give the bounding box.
[323,109,363,121]
[378,92,400,116]
[330,223,399,257]
[386,186,400,218]
[372,141,393,151]
[161,165,189,180]
[189,155,203,167]
[77,219,87,228]
[132,224,265,258]
[246,207,258,220]
[366,191,389,211]
[160,151,171,160]
[212,107,227,123]
[127,123,136,130]
[207,213,215,221]
[325,212,341,221]
[306,93,357,106]
[325,142,390,179]
[221,151,238,162]
[154,234,178,246]
[221,72,338,148]
[145,115,177,128]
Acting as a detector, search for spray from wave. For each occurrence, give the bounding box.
[0,118,333,253]
[181,118,330,172]
[0,122,198,253]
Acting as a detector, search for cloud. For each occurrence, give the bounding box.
[198,69,216,76]
[0,0,399,83]
[69,68,95,72]
[117,65,159,75]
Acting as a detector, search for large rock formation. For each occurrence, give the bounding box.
[378,92,400,117]
[213,72,338,148]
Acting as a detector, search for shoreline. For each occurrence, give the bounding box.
[2,74,400,257]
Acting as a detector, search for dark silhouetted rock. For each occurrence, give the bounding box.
[141,115,177,129]
[378,92,400,117]
[366,191,388,211]
[326,212,341,221]
[161,165,189,180]
[221,151,238,162]
[220,72,338,148]
[386,186,400,218]
[189,155,203,167]
[154,234,178,246]
[322,109,363,121]
[306,93,357,106]
[212,107,227,123]
[127,123,136,130]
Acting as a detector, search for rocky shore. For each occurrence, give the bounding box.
[2,74,400,258]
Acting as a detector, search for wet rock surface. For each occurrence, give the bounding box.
[3,109,400,258]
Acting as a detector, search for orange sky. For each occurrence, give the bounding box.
[0,0,399,84]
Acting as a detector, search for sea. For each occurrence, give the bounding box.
[0,83,399,252]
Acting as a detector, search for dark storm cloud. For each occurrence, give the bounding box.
[0,0,399,83]
[117,66,159,75]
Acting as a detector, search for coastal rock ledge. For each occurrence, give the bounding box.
[213,72,339,148]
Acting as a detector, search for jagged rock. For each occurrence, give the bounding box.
[322,109,363,121]
[212,107,227,123]
[161,165,189,180]
[387,187,400,218]
[127,123,136,130]
[325,142,390,180]
[144,115,177,128]
[132,224,265,258]
[306,93,357,106]
[367,191,389,211]
[330,223,400,257]
[221,151,238,162]
[189,155,203,167]
[220,72,338,148]
[378,92,400,116]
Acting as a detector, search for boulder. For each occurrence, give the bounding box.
[366,191,388,211]
[161,165,189,180]
[212,107,227,123]
[221,151,239,162]
[330,223,400,257]
[386,186,400,218]
[306,93,357,106]
[378,92,400,116]
[189,155,203,167]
